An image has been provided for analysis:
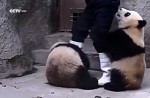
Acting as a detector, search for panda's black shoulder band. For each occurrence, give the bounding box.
[50,43,90,69]
[51,43,81,52]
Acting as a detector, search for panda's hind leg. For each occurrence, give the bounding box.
[76,66,99,90]
[104,69,126,92]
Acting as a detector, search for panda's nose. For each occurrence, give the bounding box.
[120,8,122,10]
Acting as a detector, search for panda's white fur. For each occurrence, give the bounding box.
[101,8,147,91]
[46,42,98,89]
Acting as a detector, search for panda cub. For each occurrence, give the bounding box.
[94,8,147,91]
[46,42,99,90]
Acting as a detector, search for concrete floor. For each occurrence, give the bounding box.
[0,66,150,98]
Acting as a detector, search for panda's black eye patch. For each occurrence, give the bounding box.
[124,12,131,17]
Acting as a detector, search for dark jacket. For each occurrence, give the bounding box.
[85,0,120,10]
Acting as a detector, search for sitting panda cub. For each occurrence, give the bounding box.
[94,8,147,91]
[46,42,99,90]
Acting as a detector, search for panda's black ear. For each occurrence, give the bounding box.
[137,20,147,28]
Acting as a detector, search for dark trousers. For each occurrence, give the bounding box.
[71,0,120,52]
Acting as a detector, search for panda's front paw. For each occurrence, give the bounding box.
[104,82,125,92]
[103,82,112,90]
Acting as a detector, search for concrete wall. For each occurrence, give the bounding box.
[0,0,33,78]
[0,0,55,78]
[120,0,150,67]
[16,0,52,56]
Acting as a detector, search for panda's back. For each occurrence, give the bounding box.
[48,46,83,67]
[46,46,83,87]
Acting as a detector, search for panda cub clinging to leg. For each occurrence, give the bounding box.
[46,42,99,90]
[94,8,147,91]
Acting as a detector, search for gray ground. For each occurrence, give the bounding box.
[0,66,150,98]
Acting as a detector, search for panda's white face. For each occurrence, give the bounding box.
[116,8,147,47]
[116,8,143,28]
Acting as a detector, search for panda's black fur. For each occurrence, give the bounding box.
[94,29,145,62]
[46,42,99,90]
